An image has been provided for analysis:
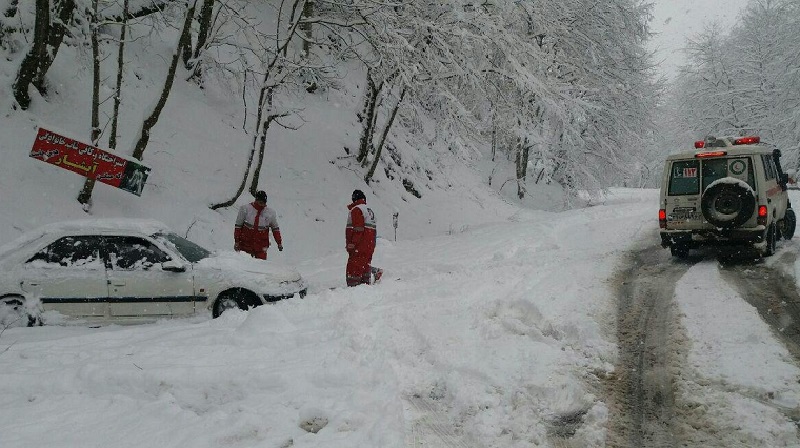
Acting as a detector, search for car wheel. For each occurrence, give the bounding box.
[781,208,797,240]
[701,181,756,228]
[764,224,777,257]
[0,295,40,327]
[212,289,257,318]
[670,244,689,259]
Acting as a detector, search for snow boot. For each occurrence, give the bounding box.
[370,266,384,284]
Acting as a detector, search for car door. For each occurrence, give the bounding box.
[19,235,110,318]
[762,155,788,219]
[103,235,196,318]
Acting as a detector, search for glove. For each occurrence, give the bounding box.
[278,244,283,251]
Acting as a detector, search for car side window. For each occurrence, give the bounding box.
[762,155,776,180]
[26,236,104,268]
[105,236,170,270]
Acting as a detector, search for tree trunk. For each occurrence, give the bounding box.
[515,137,530,199]
[209,122,260,209]
[550,131,566,186]
[131,1,196,161]
[209,75,271,210]
[12,0,49,109]
[108,0,128,151]
[249,88,274,195]
[77,0,103,206]
[357,71,381,165]
[365,87,405,184]
[364,87,383,166]
[193,0,214,58]
[32,0,75,93]
[300,0,313,56]
[209,0,305,210]
[515,138,523,198]
[188,0,215,78]
[181,32,193,70]
[491,123,497,162]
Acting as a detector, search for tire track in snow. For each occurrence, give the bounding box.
[404,393,471,448]
[720,249,800,427]
[606,245,694,447]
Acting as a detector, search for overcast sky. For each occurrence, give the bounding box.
[648,0,751,79]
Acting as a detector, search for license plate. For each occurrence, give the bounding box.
[669,212,699,221]
[669,208,699,221]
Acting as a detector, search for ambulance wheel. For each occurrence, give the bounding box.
[780,208,796,240]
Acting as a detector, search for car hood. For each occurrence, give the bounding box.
[194,251,302,282]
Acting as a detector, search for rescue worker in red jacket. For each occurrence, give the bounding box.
[346,189,381,286]
[234,190,283,260]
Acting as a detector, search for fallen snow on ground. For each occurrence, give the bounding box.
[3,188,800,448]
[675,261,800,446]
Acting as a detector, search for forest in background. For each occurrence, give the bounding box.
[656,0,800,183]
[0,0,660,202]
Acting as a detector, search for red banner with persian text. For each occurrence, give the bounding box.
[29,127,150,196]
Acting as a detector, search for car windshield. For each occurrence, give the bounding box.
[153,232,212,262]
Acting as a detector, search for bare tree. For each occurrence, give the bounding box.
[108,0,129,152]
[12,0,49,109]
[514,136,531,199]
[32,0,76,93]
[131,1,197,160]
[210,0,310,209]
[186,0,216,78]
[77,0,104,207]
[11,0,80,109]
[365,86,406,184]
[356,69,381,165]
[78,0,130,206]
[300,0,312,56]
[248,87,293,195]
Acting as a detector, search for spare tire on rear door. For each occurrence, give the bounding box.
[701,177,756,228]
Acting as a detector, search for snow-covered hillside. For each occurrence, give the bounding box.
[0,1,575,262]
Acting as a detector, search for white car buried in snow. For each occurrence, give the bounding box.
[0,219,306,326]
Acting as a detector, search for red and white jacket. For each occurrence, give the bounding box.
[234,202,282,254]
[346,199,376,255]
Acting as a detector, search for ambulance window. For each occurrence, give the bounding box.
[701,157,755,190]
[701,159,729,190]
[668,160,700,195]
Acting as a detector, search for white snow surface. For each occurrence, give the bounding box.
[3,10,800,446]
[3,189,800,447]
[675,262,800,446]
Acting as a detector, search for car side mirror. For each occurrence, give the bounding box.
[161,260,186,272]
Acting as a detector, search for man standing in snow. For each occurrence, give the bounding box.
[346,189,382,286]
[234,190,283,260]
